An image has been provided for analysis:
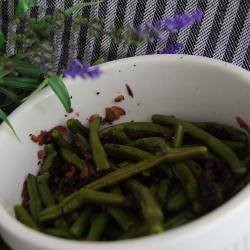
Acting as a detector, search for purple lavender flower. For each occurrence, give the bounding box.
[165,9,203,33]
[63,59,102,79]
[157,42,184,54]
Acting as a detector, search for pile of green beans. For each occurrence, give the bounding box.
[14,115,249,241]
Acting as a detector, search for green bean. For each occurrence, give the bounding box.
[39,188,129,222]
[152,115,246,175]
[41,152,57,173]
[45,228,75,239]
[51,130,73,150]
[54,219,70,231]
[126,179,164,234]
[39,147,207,222]
[155,180,170,207]
[222,140,245,151]
[60,149,87,171]
[186,160,203,178]
[14,205,40,230]
[100,123,130,138]
[105,129,131,144]
[86,146,207,190]
[166,190,188,213]
[124,122,172,136]
[118,161,134,168]
[195,122,247,142]
[44,144,56,155]
[70,207,91,238]
[87,213,109,241]
[90,116,110,171]
[127,137,170,152]
[119,223,148,240]
[164,210,195,230]
[75,133,90,154]
[173,125,184,148]
[37,173,55,208]
[80,188,130,207]
[104,144,153,161]
[67,118,89,137]
[172,162,203,214]
[106,206,136,231]
[27,174,43,222]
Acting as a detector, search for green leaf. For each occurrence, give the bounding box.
[93,58,105,65]
[0,32,6,53]
[16,0,37,15]
[0,68,12,78]
[2,77,40,90]
[0,87,22,104]
[0,108,20,141]
[65,0,103,15]
[47,76,71,112]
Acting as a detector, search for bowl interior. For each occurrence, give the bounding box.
[0,55,249,249]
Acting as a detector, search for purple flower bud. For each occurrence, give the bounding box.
[145,21,153,30]
[191,9,204,22]
[63,59,102,79]
[157,42,184,54]
[165,9,203,33]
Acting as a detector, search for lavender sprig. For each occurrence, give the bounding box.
[63,59,102,79]
[157,43,184,54]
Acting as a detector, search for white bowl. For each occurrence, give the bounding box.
[0,55,249,250]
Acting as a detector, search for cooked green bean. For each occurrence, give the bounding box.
[124,122,172,136]
[60,148,87,171]
[105,129,131,144]
[86,213,109,241]
[152,115,246,175]
[104,144,153,161]
[67,118,89,137]
[186,160,203,178]
[222,140,245,151]
[155,180,170,207]
[86,146,207,190]
[106,206,136,231]
[27,174,43,222]
[126,179,164,234]
[70,207,91,238]
[45,228,75,239]
[166,190,188,213]
[119,223,148,240]
[39,188,129,221]
[14,205,40,230]
[90,116,110,171]
[195,122,247,142]
[127,137,170,152]
[37,173,55,208]
[173,162,203,214]
[173,125,184,148]
[41,152,57,173]
[75,133,90,154]
[164,210,195,230]
[100,123,130,138]
[51,130,73,150]
[39,147,207,222]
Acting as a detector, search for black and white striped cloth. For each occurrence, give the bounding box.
[1,0,250,73]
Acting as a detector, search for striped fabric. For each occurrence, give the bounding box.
[1,0,249,73]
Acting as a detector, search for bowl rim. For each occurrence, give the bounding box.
[0,54,249,250]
